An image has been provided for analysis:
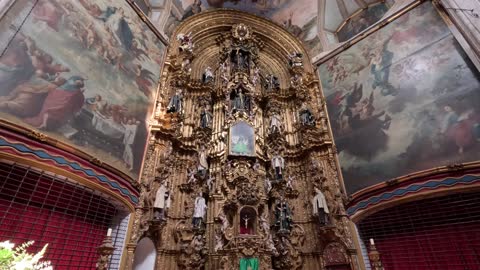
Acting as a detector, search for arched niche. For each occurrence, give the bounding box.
[239,206,257,235]
[133,237,156,270]
[323,242,351,270]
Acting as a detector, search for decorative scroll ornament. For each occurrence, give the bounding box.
[237,182,260,205]
[324,242,349,266]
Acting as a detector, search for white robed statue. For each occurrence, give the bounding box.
[154,182,170,220]
[312,187,329,225]
[270,113,282,134]
[193,192,207,228]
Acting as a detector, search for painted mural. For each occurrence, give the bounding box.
[319,2,480,194]
[165,0,322,57]
[0,0,165,179]
[337,3,389,42]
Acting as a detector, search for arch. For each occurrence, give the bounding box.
[133,237,157,270]
[239,206,257,235]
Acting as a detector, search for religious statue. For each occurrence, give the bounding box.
[275,198,293,232]
[218,211,230,233]
[265,74,280,91]
[290,73,303,88]
[286,176,295,190]
[259,213,270,235]
[182,58,192,73]
[200,105,213,128]
[187,166,197,184]
[264,177,272,194]
[153,182,170,221]
[240,214,253,235]
[197,146,209,178]
[299,103,315,126]
[233,89,247,111]
[191,234,204,252]
[252,160,260,171]
[202,66,214,83]
[270,113,282,134]
[177,32,193,53]
[220,61,229,84]
[215,229,224,252]
[312,187,330,226]
[193,192,207,229]
[271,154,285,180]
[206,176,215,193]
[252,66,260,86]
[167,89,183,113]
[288,51,303,68]
[233,49,249,70]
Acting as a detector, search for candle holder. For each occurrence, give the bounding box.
[96,236,116,270]
[368,242,384,270]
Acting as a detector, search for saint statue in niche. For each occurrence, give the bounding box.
[200,104,213,128]
[275,197,293,233]
[231,88,250,112]
[229,121,255,157]
[167,89,183,113]
[192,192,207,229]
[312,187,330,225]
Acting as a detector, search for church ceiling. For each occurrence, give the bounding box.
[145,0,392,59]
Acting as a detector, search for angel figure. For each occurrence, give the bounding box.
[187,166,197,184]
[286,176,295,190]
[214,230,224,252]
[288,51,303,68]
[177,32,193,53]
[218,211,230,233]
[259,213,270,234]
[264,177,272,193]
[206,176,215,193]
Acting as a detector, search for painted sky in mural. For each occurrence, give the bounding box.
[166,0,321,57]
[0,0,165,179]
[319,2,480,194]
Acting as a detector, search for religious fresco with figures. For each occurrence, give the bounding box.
[0,0,165,179]
[164,0,322,57]
[319,2,480,194]
[337,3,389,42]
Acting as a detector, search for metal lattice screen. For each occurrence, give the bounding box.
[0,161,121,270]
[358,191,480,270]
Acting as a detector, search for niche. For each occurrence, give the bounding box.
[239,206,257,235]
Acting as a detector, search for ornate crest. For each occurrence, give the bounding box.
[232,23,252,42]
[237,182,260,205]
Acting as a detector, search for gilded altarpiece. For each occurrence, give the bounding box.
[125,10,360,270]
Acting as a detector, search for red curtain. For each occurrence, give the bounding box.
[0,163,116,270]
[359,192,480,270]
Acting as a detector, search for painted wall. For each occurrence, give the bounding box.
[163,0,322,58]
[337,3,389,42]
[319,2,480,194]
[0,0,165,179]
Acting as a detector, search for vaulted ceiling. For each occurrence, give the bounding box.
[142,0,402,60]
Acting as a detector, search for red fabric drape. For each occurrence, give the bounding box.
[0,163,117,270]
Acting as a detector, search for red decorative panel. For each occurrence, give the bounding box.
[358,192,480,269]
[0,162,118,270]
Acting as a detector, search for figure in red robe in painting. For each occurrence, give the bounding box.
[441,106,477,154]
[32,0,63,32]
[25,76,85,130]
[134,65,155,97]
